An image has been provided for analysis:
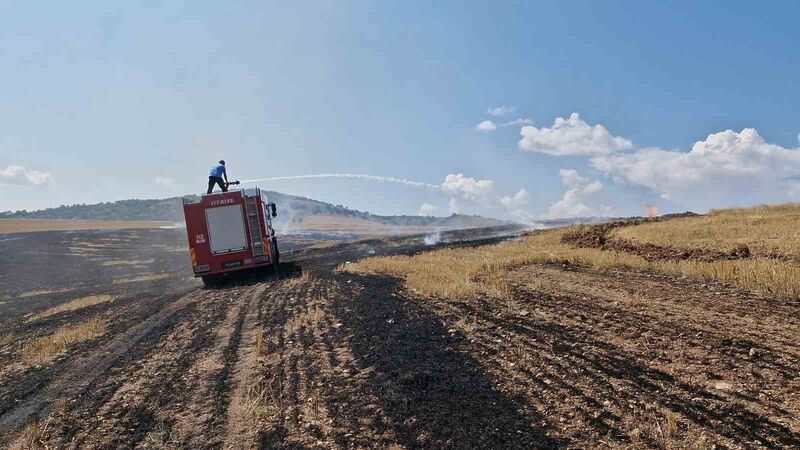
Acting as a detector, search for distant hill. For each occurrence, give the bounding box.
[0,191,506,231]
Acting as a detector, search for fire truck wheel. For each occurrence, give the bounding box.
[201,275,218,288]
[272,237,280,265]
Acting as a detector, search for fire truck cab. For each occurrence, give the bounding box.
[182,188,279,286]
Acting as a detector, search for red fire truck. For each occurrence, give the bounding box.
[182,187,279,286]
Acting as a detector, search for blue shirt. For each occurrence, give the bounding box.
[209,164,226,178]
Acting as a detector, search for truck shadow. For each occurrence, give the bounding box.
[324,272,564,449]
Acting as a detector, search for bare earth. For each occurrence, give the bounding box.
[0,226,797,448]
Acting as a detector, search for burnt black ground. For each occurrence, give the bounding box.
[0,225,529,448]
[3,223,796,449]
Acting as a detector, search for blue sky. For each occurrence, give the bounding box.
[2,1,800,219]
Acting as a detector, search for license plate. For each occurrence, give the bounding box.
[222,260,242,269]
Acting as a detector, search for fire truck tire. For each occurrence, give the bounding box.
[201,275,218,288]
[272,237,280,266]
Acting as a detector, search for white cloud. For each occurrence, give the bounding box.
[591,128,800,209]
[487,106,515,117]
[519,113,633,156]
[558,169,587,187]
[500,188,530,210]
[548,169,612,219]
[500,118,534,127]
[0,165,54,186]
[154,176,174,187]
[417,203,438,216]
[475,120,497,132]
[441,173,495,201]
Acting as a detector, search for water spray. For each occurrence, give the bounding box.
[240,173,440,191]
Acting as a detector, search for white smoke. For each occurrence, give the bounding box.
[424,230,442,245]
[240,173,440,190]
[159,222,186,229]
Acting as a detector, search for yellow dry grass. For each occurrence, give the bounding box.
[9,415,51,450]
[345,222,800,300]
[612,203,800,259]
[102,259,154,266]
[20,318,105,365]
[652,258,800,298]
[17,288,73,299]
[28,294,113,321]
[112,273,171,284]
[343,229,648,298]
[0,333,13,346]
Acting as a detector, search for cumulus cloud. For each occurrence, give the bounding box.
[500,188,530,210]
[519,113,633,156]
[441,173,495,201]
[487,106,515,117]
[475,120,497,132]
[548,169,612,219]
[558,169,587,187]
[591,128,800,209]
[154,176,174,187]
[0,165,54,186]
[417,203,438,216]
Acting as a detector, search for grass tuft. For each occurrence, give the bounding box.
[28,294,113,321]
[20,318,105,365]
[8,415,51,450]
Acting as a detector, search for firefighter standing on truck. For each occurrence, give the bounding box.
[208,160,229,194]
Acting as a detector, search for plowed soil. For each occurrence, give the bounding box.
[1,225,798,448]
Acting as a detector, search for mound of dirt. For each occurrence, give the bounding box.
[560,219,650,248]
[560,214,752,263]
[605,239,751,262]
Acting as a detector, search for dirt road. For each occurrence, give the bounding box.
[1,226,798,448]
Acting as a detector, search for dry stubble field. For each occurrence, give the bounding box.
[0,209,798,449]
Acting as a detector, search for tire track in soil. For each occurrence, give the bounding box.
[74,284,265,449]
[0,290,183,420]
[0,288,200,448]
[169,283,269,449]
[48,285,238,449]
[219,279,286,450]
[247,274,397,449]
[251,276,315,447]
[3,284,265,448]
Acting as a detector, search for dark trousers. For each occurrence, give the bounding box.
[207,176,227,194]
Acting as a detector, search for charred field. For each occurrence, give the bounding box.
[0,220,798,449]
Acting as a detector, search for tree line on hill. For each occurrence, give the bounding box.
[0,191,503,227]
